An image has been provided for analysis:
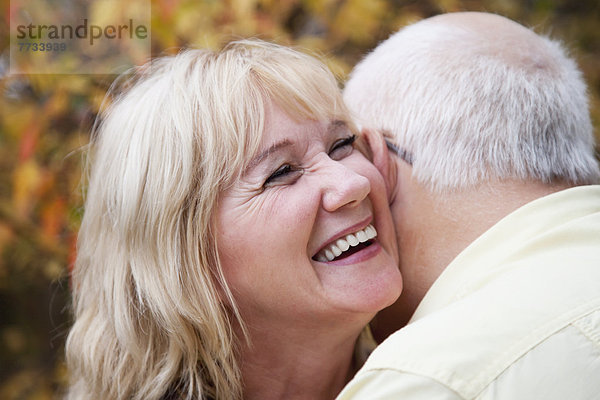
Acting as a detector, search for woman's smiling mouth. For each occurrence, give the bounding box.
[313,224,377,262]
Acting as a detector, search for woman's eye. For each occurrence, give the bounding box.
[329,135,356,160]
[263,164,302,187]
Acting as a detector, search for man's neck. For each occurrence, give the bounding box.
[372,176,572,342]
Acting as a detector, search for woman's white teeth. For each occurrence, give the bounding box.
[325,249,334,261]
[347,234,359,246]
[356,230,367,242]
[331,245,342,257]
[316,224,377,262]
[336,238,350,252]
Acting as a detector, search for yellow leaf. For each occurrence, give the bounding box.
[332,0,388,45]
[12,159,42,218]
[433,0,461,12]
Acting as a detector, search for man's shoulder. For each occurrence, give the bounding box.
[359,263,600,398]
[340,308,600,400]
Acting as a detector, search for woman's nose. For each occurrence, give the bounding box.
[320,158,371,212]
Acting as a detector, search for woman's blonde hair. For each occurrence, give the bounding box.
[66,40,353,400]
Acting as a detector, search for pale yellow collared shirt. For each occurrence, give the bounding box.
[337,185,600,400]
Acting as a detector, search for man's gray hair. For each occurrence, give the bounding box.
[344,14,600,191]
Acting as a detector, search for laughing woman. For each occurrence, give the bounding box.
[65,40,402,400]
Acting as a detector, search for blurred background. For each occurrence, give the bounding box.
[0,0,599,398]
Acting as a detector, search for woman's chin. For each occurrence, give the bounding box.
[313,247,402,316]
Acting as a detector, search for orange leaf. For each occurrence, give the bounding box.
[18,121,41,162]
[41,197,66,245]
[12,159,42,218]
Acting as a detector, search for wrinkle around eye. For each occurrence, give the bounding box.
[246,182,294,216]
[220,181,278,217]
[263,168,303,189]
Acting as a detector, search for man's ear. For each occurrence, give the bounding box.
[361,128,398,204]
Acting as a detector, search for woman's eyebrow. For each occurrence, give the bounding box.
[327,120,348,135]
[248,139,294,169]
[248,120,347,170]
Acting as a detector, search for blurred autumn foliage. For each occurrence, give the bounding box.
[0,0,599,398]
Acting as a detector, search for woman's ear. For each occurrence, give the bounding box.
[361,128,398,204]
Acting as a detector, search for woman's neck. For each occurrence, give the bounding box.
[239,320,363,400]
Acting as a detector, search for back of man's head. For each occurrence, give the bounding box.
[344,12,600,191]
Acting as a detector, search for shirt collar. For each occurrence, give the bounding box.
[409,185,600,322]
